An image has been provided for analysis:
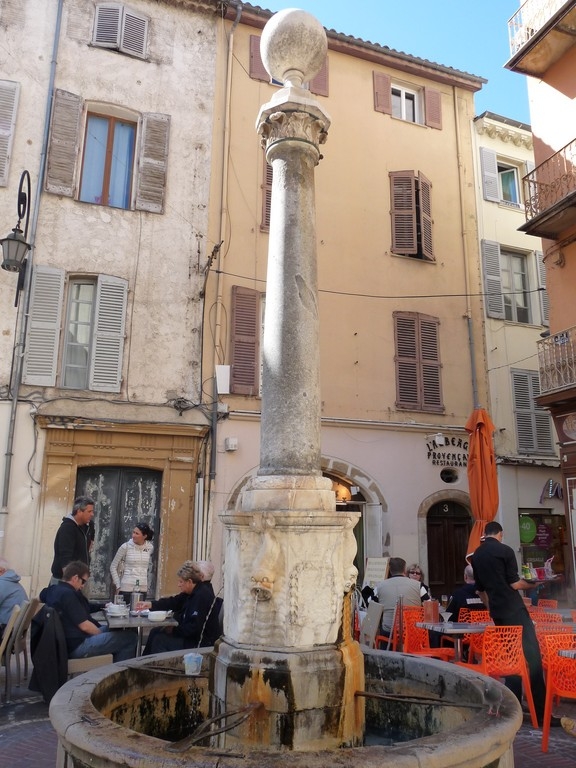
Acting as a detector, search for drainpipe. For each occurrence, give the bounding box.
[203,2,243,557]
[0,0,64,558]
[453,89,481,410]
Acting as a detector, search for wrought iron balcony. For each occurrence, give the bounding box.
[507,0,576,77]
[538,326,576,397]
[519,137,576,238]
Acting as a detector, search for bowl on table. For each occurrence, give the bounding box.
[148,610,168,622]
[106,603,128,617]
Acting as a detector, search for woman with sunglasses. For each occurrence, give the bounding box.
[407,563,431,601]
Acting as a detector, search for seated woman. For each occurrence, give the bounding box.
[139,560,220,655]
[407,563,431,601]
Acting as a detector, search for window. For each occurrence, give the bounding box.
[0,80,20,187]
[373,72,442,129]
[479,148,525,207]
[249,36,329,96]
[45,90,170,213]
[230,285,261,395]
[261,157,273,230]
[512,370,555,454]
[23,265,128,393]
[93,3,149,59]
[481,240,548,325]
[79,114,136,208]
[394,311,443,412]
[390,171,434,260]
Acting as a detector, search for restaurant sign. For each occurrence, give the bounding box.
[426,436,469,467]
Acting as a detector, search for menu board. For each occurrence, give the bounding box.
[362,557,390,588]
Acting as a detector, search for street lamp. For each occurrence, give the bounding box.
[1,170,31,273]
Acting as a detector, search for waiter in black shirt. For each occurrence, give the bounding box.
[471,520,558,728]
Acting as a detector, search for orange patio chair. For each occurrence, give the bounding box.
[376,605,422,651]
[459,625,538,728]
[467,610,493,664]
[533,612,562,624]
[402,607,455,662]
[536,624,572,676]
[537,598,558,609]
[541,633,576,752]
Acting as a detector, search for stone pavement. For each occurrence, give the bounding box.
[1,667,576,767]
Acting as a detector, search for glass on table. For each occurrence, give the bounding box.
[114,595,126,606]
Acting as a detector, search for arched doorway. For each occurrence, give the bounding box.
[426,500,472,597]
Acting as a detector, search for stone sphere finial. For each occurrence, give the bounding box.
[261,9,327,88]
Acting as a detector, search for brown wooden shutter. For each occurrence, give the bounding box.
[309,57,329,96]
[394,312,443,412]
[249,35,269,82]
[261,157,273,231]
[373,72,392,114]
[230,285,260,395]
[390,171,417,254]
[424,88,442,129]
[135,112,170,213]
[418,171,434,261]
[45,89,82,197]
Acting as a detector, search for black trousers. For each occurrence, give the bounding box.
[494,610,545,724]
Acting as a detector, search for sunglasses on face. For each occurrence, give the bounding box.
[409,571,421,575]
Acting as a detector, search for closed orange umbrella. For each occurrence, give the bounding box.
[465,408,499,559]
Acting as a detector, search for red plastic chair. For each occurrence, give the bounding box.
[467,610,493,664]
[541,633,576,752]
[537,598,558,609]
[460,625,538,728]
[536,624,573,676]
[403,608,455,662]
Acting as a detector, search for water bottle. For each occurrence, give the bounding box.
[131,580,142,612]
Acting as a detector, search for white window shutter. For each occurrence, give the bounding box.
[89,275,127,393]
[536,251,549,326]
[512,370,554,454]
[93,3,122,48]
[120,9,148,58]
[135,113,170,213]
[23,265,65,386]
[45,89,82,197]
[481,239,505,319]
[0,80,20,187]
[479,147,500,202]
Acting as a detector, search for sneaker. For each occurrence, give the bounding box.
[561,717,576,737]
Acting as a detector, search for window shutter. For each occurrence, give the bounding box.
[536,251,549,327]
[481,239,505,319]
[390,171,417,254]
[250,35,269,82]
[261,158,273,230]
[420,316,442,409]
[135,112,170,213]
[479,147,500,202]
[89,275,127,393]
[230,285,260,395]
[309,57,329,96]
[373,72,392,114]
[22,265,65,386]
[120,8,148,58]
[0,80,20,187]
[512,370,554,454]
[424,88,442,129]
[45,89,82,197]
[395,313,419,408]
[418,171,434,261]
[93,3,122,47]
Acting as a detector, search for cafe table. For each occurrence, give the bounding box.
[416,621,489,663]
[106,611,178,656]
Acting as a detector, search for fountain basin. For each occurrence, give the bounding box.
[50,647,521,767]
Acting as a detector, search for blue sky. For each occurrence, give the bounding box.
[262,1,530,125]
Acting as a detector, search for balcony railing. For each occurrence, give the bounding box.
[508,0,568,55]
[538,326,576,396]
[523,137,576,220]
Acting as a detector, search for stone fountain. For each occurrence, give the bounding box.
[49,10,522,766]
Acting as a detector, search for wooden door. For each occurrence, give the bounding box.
[426,501,472,598]
[76,467,162,600]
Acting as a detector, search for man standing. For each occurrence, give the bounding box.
[472,520,559,728]
[40,561,137,662]
[50,496,95,582]
[0,558,28,640]
[375,557,421,636]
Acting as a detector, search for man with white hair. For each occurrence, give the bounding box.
[445,565,484,621]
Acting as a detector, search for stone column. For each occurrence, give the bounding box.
[213,10,363,750]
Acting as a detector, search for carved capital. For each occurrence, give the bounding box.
[258,110,329,153]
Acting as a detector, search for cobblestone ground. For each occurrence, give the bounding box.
[2,671,576,767]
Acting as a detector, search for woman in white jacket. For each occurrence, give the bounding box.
[110,522,154,603]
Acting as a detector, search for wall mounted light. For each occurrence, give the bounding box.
[1,170,31,273]
[426,432,446,446]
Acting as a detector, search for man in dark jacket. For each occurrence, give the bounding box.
[472,520,560,729]
[50,496,95,582]
[141,560,220,654]
[445,565,485,620]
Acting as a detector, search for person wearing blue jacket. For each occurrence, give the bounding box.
[0,558,28,639]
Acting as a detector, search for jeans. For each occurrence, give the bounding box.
[69,627,137,662]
